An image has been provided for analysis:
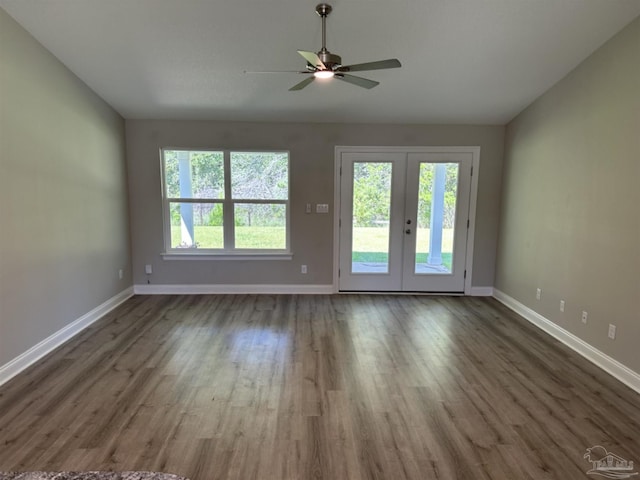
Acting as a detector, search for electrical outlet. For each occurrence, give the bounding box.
[301,265,307,274]
[560,300,565,312]
[305,203,311,214]
[608,324,616,340]
[581,311,588,324]
[536,288,541,300]
[145,264,153,275]
[118,269,123,280]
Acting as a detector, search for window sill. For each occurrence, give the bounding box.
[161,252,293,261]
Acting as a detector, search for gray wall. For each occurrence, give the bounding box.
[495,17,640,373]
[126,121,504,288]
[0,9,131,366]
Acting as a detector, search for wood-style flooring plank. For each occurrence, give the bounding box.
[1,294,638,480]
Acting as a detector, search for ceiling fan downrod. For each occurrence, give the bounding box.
[316,3,332,53]
[315,3,341,68]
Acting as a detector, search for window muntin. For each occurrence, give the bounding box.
[162,149,289,253]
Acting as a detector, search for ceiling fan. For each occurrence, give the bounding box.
[251,3,401,91]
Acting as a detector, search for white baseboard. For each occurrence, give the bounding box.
[0,287,134,387]
[470,286,494,296]
[134,284,335,295]
[493,289,640,395]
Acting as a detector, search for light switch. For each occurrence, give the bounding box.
[316,203,329,214]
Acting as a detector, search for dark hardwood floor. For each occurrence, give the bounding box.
[0,295,638,479]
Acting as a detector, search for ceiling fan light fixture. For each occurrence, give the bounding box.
[314,70,335,79]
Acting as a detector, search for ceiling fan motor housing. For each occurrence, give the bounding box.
[318,51,342,69]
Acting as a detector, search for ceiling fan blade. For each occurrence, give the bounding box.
[297,50,325,70]
[335,73,379,89]
[289,76,316,91]
[337,58,401,73]
[244,70,310,74]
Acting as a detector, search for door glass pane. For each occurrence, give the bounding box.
[351,162,392,273]
[415,163,459,274]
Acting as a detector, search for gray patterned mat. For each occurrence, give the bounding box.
[0,473,189,480]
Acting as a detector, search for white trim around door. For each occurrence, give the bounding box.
[333,146,480,294]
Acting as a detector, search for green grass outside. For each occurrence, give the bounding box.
[352,251,453,270]
[352,226,454,269]
[170,226,454,269]
[352,227,454,250]
[171,226,285,249]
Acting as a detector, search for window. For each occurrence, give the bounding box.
[161,149,289,256]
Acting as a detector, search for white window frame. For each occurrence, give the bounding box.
[160,148,291,260]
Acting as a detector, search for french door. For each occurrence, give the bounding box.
[337,149,475,292]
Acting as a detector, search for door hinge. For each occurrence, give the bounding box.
[338,269,341,277]
[470,166,473,176]
[340,165,342,175]
[339,218,341,227]
[467,219,470,229]
[464,270,467,279]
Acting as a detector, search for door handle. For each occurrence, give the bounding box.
[405,229,411,234]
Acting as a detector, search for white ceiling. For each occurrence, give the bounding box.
[2,0,639,124]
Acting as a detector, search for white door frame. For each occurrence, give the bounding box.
[333,146,480,294]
